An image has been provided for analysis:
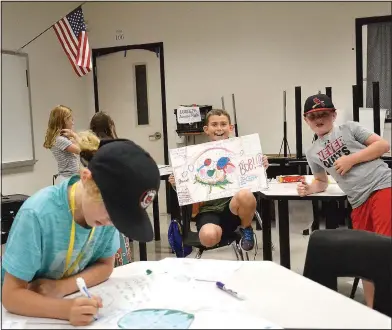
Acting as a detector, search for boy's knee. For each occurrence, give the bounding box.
[234,189,256,209]
[199,224,222,247]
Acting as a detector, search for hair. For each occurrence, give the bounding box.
[205,109,232,125]
[78,130,102,200]
[43,105,73,148]
[90,111,118,140]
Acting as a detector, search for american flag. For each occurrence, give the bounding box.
[53,6,91,77]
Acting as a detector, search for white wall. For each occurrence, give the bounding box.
[1,2,90,195]
[84,1,391,155]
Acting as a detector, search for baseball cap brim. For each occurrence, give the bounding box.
[106,202,154,243]
[304,107,335,115]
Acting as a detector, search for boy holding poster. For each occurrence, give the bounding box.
[169,109,269,251]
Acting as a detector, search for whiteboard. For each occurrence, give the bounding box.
[1,51,36,169]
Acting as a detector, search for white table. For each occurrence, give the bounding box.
[259,181,347,268]
[2,260,390,329]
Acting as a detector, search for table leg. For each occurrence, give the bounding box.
[139,242,147,261]
[153,194,161,241]
[311,200,320,231]
[325,200,339,229]
[278,200,291,269]
[261,199,272,261]
[255,193,262,231]
[337,200,347,226]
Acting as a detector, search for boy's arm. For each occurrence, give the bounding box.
[56,256,115,297]
[349,133,390,165]
[301,154,328,195]
[306,171,329,194]
[2,273,73,320]
[57,228,119,296]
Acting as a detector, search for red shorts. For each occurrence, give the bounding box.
[351,187,391,237]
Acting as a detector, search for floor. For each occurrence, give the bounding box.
[133,199,365,305]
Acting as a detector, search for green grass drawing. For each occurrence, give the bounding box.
[194,175,233,193]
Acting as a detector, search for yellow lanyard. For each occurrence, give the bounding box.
[62,183,95,278]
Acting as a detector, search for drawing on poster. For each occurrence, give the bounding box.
[169,134,268,206]
[194,148,236,193]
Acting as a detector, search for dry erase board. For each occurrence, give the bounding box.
[1,51,36,169]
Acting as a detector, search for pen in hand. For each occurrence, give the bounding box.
[76,277,99,321]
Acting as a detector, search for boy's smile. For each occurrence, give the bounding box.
[203,114,234,141]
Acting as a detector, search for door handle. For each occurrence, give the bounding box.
[149,132,162,141]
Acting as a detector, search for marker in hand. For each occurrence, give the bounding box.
[76,277,98,321]
[216,281,245,300]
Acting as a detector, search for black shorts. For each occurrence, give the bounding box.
[195,203,241,237]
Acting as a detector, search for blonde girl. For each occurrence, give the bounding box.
[3,131,160,326]
[44,105,80,184]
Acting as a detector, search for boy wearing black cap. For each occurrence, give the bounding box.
[297,94,391,308]
[2,132,160,326]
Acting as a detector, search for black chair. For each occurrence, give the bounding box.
[179,193,264,261]
[303,229,392,317]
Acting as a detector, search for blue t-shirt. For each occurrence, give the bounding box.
[1,176,120,285]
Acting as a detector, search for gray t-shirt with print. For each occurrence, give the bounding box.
[50,136,79,177]
[306,121,391,208]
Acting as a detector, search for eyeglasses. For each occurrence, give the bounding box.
[305,111,332,121]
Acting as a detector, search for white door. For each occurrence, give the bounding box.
[96,49,166,213]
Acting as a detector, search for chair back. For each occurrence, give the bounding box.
[303,229,392,317]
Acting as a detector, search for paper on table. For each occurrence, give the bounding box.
[76,275,152,322]
[2,275,151,327]
[141,273,247,314]
[1,307,69,325]
[2,320,27,329]
[157,258,242,282]
[190,311,282,329]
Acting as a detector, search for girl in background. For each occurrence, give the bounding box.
[90,111,132,267]
[90,111,118,140]
[44,105,80,184]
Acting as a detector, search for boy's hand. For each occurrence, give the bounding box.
[262,155,269,169]
[168,174,176,187]
[68,296,103,326]
[334,155,354,175]
[28,278,65,298]
[297,181,310,197]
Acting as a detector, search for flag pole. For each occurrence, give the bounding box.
[16,2,87,52]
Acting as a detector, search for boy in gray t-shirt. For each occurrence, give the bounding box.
[297,94,391,309]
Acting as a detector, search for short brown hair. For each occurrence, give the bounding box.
[205,109,231,125]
